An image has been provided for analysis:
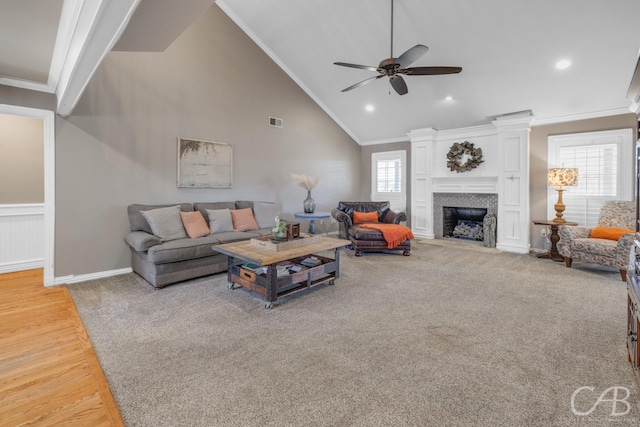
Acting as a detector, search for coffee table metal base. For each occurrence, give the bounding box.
[214,237,350,308]
[225,249,341,308]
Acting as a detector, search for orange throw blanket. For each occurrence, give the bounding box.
[359,223,414,249]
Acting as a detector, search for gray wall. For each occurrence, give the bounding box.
[529,113,637,248]
[54,4,361,277]
[0,86,53,205]
[0,114,44,203]
[0,85,56,111]
[360,141,411,225]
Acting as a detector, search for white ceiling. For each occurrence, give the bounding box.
[2,0,640,144]
[217,0,640,143]
[0,0,63,84]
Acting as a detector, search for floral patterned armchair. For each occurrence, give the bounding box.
[557,200,635,281]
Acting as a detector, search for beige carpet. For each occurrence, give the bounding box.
[69,241,639,426]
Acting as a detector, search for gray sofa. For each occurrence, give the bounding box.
[125,201,275,288]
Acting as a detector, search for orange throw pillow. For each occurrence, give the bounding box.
[180,211,210,238]
[590,226,634,241]
[353,211,379,224]
[230,208,259,231]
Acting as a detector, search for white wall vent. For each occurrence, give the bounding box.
[269,116,283,128]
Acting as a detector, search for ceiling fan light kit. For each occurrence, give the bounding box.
[334,0,462,95]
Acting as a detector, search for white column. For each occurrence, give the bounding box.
[492,113,533,253]
[408,127,438,238]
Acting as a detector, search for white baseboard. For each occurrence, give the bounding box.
[412,232,435,239]
[496,243,529,254]
[529,248,548,255]
[53,267,133,286]
[0,259,44,274]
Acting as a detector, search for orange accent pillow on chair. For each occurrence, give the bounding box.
[353,211,379,224]
[590,226,634,241]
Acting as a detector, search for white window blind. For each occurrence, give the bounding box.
[558,144,617,197]
[372,150,406,213]
[559,143,617,226]
[548,129,632,227]
[376,159,402,192]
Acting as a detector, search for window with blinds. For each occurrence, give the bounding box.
[547,129,633,227]
[559,144,617,197]
[376,159,402,192]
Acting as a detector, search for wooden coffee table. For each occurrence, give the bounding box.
[214,236,351,308]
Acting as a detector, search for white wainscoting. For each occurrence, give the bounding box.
[0,204,44,273]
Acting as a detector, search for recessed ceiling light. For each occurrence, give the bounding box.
[444,95,453,101]
[365,104,375,112]
[556,59,571,70]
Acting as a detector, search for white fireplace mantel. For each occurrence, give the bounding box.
[409,113,533,254]
[431,176,498,194]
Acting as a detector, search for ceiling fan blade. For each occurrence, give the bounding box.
[395,44,429,69]
[390,75,408,95]
[334,62,379,72]
[341,75,384,92]
[403,66,462,75]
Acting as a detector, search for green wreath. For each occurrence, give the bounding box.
[446,141,484,173]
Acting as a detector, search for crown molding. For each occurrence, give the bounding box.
[360,136,409,146]
[531,108,631,127]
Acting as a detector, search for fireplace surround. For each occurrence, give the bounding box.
[409,115,532,254]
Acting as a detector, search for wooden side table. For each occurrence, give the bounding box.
[533,219,577,262]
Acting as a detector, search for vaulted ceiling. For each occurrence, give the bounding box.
[2,0,639,144]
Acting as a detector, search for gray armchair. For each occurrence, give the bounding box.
[557,200,635,281]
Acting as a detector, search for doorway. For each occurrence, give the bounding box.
[0,104,55,286]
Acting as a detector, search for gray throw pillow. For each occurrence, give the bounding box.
[252,202,280,229]
[140,205,188,241]
[206,208,234,233]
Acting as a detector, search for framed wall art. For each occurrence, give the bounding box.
[177,138,233,188]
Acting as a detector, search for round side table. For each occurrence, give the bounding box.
[294,211,331,234]
[532,219,577,262]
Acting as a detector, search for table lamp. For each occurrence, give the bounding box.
[548,168,578,223]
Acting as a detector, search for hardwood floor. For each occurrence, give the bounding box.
[0,269,124,426]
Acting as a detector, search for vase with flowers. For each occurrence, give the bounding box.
[292,173,320,213]
[271,216,288,242]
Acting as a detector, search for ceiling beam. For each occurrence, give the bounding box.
[627,49,640,114]
[56,0,141,117]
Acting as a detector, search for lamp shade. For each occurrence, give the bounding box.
[547,168,578,187]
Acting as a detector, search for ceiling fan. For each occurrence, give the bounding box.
[334,0,462,95]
